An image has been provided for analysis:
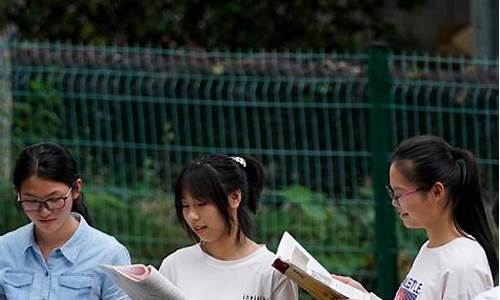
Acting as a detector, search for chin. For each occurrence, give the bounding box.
[401,219,414,228]
[37,223,59,234]
[402,221,423,229]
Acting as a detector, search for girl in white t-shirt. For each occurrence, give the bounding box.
[159,154,298,300]
[336,135,498,300]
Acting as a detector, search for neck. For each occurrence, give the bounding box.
[35,215,79,256]
[201,230,259,261]
[425,210,463,247]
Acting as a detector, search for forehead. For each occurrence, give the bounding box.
[19,175,68,195]
[389,163,413,190]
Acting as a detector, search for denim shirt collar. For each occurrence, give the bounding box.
[22,213,90,264]
[20,222,36,253]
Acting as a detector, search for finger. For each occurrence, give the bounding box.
[333,275,352,284]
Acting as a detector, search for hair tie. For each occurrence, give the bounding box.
[230,156,246,168]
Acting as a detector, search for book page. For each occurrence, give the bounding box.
[100,264,188,300]
[274,232,371,300]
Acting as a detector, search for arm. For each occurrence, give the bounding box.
[101,244,132,300]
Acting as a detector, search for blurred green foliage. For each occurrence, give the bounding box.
[12,80,63,143]
[258,185,376,275]
[0,0,426,50]
[84,189,191,265]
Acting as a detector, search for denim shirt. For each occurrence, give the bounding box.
[0,214,131,300]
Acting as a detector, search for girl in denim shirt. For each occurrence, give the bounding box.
[0,143,131,300]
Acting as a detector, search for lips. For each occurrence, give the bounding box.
[192,225,207,235]
[38,219,56,224]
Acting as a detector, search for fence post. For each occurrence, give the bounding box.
[368,42,398,298]
[0,34,12,186]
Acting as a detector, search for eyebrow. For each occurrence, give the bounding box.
[22,191,64,198]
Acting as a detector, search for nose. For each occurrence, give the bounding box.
[37,204,52,216]
[184,207,200,221]
[391,198,399,208]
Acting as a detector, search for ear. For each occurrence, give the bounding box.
[71,178,83,200]
[430,181,446,203]
[228,189,242,209]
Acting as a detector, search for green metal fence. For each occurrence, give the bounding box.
[0,40,497,298]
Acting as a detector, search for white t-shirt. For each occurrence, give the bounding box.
[473,286,499,300]
[159,244,298,300]
[394,237,493,300]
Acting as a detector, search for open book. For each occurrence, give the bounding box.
[272,232,381,300]
[99,264,188,300]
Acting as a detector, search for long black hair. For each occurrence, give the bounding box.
[13,143,93,226]
[391,135,498,280]
[174,154,265,242]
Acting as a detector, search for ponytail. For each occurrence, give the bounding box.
[239,155,265,213]
[72,193,94,226]
[451,148,498,280]
[392,135,498,280]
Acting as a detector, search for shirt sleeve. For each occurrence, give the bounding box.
[441,264,494,300]
[159,255,175,281]
[100,244,132,300]
[271,271,299,300]
[473,286,500,300]
[0,272,4,299]
[0,238,6,298]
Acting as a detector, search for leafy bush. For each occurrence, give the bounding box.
[1,0,423,50]
[257,185,376,291]
[84,188,190,266]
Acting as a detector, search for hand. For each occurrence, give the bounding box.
[332,274,368,293]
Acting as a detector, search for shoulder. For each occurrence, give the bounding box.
[0,223,32,249]
[417,237,488,267]
[253,246,299,296]
[0,223,32,240]
[76,214,126,250]
[161,244,200,265]
[159,244,200,276]
[244,246,287,278]
[73,218,130,263]
[247,245,278,265]
[86,225,124,247]
[426,237,493,285]
[0,224,34,272]
[440,237,489,268]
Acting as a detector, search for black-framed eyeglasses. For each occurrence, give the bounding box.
[385,184,424,206]
[17,187,73,212]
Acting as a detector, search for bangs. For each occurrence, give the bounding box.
[176,164,226,203]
